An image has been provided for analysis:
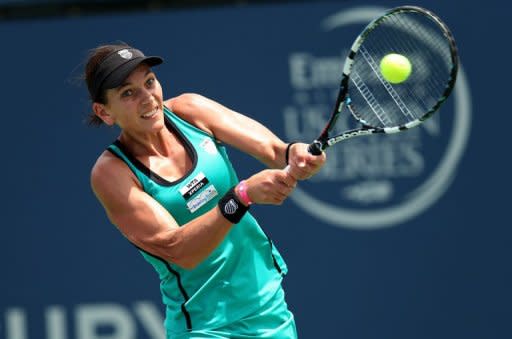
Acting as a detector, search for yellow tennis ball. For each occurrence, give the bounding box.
[380,53,412,84]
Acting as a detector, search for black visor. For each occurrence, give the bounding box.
[89,47,163,102]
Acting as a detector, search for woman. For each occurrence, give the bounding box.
[86,43,325,338]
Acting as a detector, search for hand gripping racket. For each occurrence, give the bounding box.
[306,6,459,155]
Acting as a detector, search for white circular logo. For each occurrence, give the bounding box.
[200,137,219,155]
[118,49,133,60]
[224,199,238,214]
[283,6,472,230]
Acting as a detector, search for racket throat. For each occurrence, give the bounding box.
[307,141,324,155]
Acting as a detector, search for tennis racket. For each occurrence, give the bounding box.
[306,5,459,155]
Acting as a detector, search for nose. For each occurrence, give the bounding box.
[141,88,155,105]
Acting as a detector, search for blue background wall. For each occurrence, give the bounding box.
[1,0,510,338]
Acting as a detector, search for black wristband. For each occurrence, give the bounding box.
[285,142,298,165]
[218,187,249,224]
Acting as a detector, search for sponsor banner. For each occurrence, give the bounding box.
[2,302,165,339]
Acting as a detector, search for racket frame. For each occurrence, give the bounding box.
[308,5,459,155]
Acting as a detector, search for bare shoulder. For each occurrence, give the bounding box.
[91,151,118,184]
[164,93,216,135]
[90,151,139,197]
[164,93,207,112]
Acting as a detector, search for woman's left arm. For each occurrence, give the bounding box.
[165,93,326,177]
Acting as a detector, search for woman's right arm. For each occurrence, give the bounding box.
[90,152,296,270]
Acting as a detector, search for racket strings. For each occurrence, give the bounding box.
[356,45,415,123]
[385,14,449,117]
[398,16,452,100]
[348,10,456,129]
[389,13,453,98]
[350,68,393,126]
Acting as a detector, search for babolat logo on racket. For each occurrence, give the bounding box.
[282,6,472,230]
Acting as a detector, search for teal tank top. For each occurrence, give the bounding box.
[107,107,288,335]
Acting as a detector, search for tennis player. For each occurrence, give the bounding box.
[85,43,325,338]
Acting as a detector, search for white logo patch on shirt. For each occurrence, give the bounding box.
[199,137,218,155]
[187,185,218,213]
[180,172,209,201]
[180,172,218,213]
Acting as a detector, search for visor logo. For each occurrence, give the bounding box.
[117,49,133,60]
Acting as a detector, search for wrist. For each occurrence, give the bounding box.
[285,142,298,165]
[218,186,249,224]
[235,180,252,206]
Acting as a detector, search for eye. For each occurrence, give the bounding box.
[121,89,133,98]
[146,77,156,88]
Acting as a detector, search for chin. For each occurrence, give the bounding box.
[154,113,167,129]
[150,118,165,131]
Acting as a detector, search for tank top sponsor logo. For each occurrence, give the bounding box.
[180,172,219,213]
[200,137,218,155]
[187,185,218,213]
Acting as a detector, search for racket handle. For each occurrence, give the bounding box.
[307,141,323,155]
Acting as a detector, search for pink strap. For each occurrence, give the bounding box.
[237,180,253,206]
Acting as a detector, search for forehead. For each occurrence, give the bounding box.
[125,63,154,82]
[105,63,157,100]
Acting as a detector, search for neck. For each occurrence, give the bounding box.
[119,126,175,157]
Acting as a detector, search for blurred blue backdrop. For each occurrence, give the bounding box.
[1,0,510,338]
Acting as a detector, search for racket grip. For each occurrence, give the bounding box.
[307,141,323,155]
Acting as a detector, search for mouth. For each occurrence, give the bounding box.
[141,107,159,120]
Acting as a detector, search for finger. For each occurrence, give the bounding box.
[273,178,293,195]
[309,151,326,165]
[284,166,298,181]
[304,153,321,165]
[283,173,297,188]
[294,154,308,168]
[284,166,300,181]
[277,171,298,188]
[273,187,293,203]
[289,164,314,180]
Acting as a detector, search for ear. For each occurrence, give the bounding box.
[92,102,115,126]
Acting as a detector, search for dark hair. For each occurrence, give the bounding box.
[84,43,130,126]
